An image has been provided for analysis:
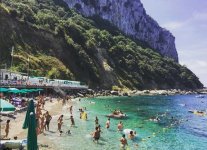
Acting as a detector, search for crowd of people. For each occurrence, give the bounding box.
[2,95,137,150]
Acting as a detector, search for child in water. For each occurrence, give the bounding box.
[106,118,110,129]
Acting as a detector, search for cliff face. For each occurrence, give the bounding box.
[64,0,178,62]
[0,0,203,89]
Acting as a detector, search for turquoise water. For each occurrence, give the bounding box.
[46,95,207,150]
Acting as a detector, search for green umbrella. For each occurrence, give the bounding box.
[0,88,9,93]
[21,89,32,93]
[0,99,16,111]
[8,90,27,94]
[22,89,38,93]
[36,88,44,91]
[22,100,38,150]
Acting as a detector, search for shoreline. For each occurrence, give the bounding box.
[87,89,207,98]
[1,90,206,149]
[0,99,64,150]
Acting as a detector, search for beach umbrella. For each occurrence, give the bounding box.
[8,88,19,91]
[8,90,27,94]
[21,89,32,93]
[36,88,44,91]
[22,100,37,150]
[0,88,9,93]
[0,99,16,111]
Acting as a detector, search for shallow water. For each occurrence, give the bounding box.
[45,95,207,150]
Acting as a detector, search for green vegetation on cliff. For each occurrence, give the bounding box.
[0,0,203,89]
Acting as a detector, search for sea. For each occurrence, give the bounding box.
[46,95,207,150]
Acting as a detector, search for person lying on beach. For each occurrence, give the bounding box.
[45,111,52,131]
[117,121,123,131]
[92,127,101,143]
[4,120,10,138]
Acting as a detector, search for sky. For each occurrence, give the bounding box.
[141,0,207,87]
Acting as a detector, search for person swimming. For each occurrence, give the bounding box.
[128,131,136,140]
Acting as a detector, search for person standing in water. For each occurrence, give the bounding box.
[120,134,128,149]
[106,118,110,129]
[117,121,123,131]
[70,116,75,127]
[69,106,73,114]
[92,127,101,143]
[4,120,10,138]
[95,116,99,127]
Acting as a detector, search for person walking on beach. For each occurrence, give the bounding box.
[120,134,128,150]
[42,99,45,109]
[117,121,123,131]
[92,127,101,143]
[40,115,45,134]
[45,111,52,131]
[36,118,41,135]
[69,106,73,114]
[58,115,64,136]
[70,116,75,127]
[106,118,110,129]
[4,120,10,138]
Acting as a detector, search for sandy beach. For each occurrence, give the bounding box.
[0,98,67,150]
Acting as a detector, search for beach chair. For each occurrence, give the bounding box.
[0,139,27,150]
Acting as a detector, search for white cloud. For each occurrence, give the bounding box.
[162,11,207,30]
[192,12,207,21]
[163,21,186,30]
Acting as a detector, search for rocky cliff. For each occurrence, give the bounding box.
[0,0,203,89]
[64,0,178,62]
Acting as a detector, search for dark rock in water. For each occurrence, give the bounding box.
[110,91,119,95]
[123,92,129,96]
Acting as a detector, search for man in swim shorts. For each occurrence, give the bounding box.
[45,111,52,131]
[92,127,100,143]
[120,134,128,149]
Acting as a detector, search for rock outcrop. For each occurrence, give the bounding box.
[64,0,178,62]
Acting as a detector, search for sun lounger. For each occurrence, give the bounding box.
[0,111,15,116]
[0,139,27,150]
